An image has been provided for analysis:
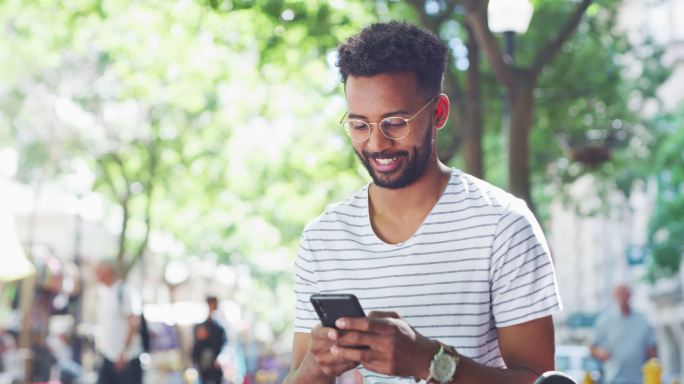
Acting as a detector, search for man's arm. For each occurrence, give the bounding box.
[332,315,556,384]
[115,314,140,370]
[284,332,333,384]
[447,316,555,383]
[284,330,360,384]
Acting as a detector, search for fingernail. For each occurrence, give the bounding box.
[331,345,338,355]
[328,330,336,340]
[336,319,346,328]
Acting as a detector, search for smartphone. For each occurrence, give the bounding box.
[310,293,366,329]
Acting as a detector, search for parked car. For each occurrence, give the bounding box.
[555,344,602,383]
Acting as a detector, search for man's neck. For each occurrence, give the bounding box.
[619,304,631,316]
[369,161,451,217]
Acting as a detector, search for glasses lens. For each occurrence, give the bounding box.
[380,117,409,139]
[346,119,370,140]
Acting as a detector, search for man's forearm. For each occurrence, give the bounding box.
[447,355,541,384]
[121,316,139,357]
[284,351,335,384]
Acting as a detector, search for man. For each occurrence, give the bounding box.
[93,260,143,384]
[192,296,227,384]
[591,284,657,384]
[285,21,562,384]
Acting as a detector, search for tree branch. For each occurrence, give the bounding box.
[463,0,515,89]
[530,0,594,77]
[406,0,461,32]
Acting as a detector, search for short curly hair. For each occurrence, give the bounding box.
[336,21,448,96]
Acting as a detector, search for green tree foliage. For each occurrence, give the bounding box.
[0,0,673,330]
[646,104,684,279]
[0,0,374,332]
[348,1,668,222]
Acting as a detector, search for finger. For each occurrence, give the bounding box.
[336,330,379,348]
[314,349,347,365]
[337,317,394,335]
[320,362,360,378]
[331,345,372,363]
[368,311,400,319]
[312,324,338,341]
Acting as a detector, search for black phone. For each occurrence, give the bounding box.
[310,293,366,329]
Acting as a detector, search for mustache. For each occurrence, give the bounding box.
[362,150,409,159]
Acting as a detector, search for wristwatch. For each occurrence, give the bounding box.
[427,343,459,384]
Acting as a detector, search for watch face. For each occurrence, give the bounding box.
[433,353,457,382]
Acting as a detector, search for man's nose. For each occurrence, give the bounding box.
[366,123,393,152]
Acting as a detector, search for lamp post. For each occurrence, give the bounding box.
[487,0,534,170]
[64,162,94,364]
[487,0,534,60]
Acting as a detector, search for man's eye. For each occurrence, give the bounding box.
[381,118,407,129]
[348,120,369,130]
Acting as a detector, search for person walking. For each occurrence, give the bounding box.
[93,260,143,384]
[591,284,657,384]
[192,296,227,384]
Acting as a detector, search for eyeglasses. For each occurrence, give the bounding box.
[340,96,439,142]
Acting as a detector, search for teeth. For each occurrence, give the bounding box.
[377,157,397,165]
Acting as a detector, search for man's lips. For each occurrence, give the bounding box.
[366,153,407,173]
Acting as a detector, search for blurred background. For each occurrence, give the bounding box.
[0,0,683,383]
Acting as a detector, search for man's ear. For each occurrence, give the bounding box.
[434,94,450,129]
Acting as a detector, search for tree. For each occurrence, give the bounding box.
[462,0,593,210]
[0,0,379,332]
[646,104,684,279]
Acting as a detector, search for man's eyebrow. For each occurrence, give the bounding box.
[347,110,411,119]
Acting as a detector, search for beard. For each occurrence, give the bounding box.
[355,123,434,189]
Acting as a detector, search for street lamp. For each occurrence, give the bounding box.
[487,0,534,169]
[488,0,534,62]
[488,0,534,34]
[64,161,94,364]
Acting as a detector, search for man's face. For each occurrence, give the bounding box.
[345,72,435,189]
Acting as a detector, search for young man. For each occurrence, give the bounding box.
[192,296,228,384]
[286,21,562,384]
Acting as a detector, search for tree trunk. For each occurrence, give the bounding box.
[508,79,535,211]
[463,25,483,179]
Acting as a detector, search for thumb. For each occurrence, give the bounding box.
[368,311,400,319]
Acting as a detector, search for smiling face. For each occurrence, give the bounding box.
[345,71,437,189]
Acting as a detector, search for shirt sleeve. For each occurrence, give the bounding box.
[293,230,320,334]
[490,198,563,328]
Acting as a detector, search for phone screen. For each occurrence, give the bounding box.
[310,293,366,329]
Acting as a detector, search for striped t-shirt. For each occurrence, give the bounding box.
[294,169,562,384]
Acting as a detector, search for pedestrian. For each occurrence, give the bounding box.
[285,21,562,384]
[590,283,657,384]
[192,296,227,384]
[93,260,143,384]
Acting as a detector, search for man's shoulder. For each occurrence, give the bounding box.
[302,185,369,235]
[452,169,527,215]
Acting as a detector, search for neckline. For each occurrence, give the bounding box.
[365,168,456,246]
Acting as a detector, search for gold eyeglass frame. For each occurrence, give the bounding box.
[340,95,440,142]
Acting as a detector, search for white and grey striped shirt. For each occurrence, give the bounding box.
[294,169,562,384]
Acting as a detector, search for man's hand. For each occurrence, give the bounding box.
[115,354,127,371]
[310,324,359,378]
[591,346,611,362]
[330,311,437,380]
